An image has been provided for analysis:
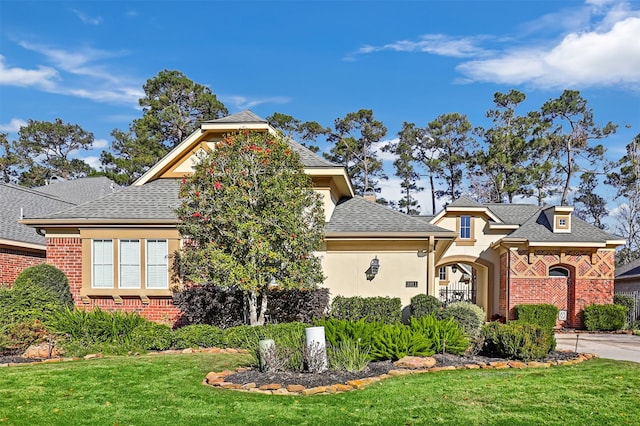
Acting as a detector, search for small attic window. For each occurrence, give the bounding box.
[559,218,566,227]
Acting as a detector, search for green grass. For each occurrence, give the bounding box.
[1,354,639,425]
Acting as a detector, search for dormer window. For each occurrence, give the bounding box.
[460,215,471,239]
[559,218,566,227]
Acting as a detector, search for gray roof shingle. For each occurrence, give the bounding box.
[326,197,454,234]
[616,257,640,279]
[0,184,75,245]
[34,177,120,205]
[202,110,265,124]
[486,203,541,225]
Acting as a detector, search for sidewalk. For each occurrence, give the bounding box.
[555,333,640,363]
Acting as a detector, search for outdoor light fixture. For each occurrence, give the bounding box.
[452,265,458,273]
[366,256,380,281]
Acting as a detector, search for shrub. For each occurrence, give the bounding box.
[330,296,402,323]
[370,323,434,361]
[265,288,330,323]
[0,320,49,353]
[582,304,627,331]
[130,322,174,351]
[480,321,555,361]
[14,264,73,308]
[514,304,559,329]
[410,315,470,355]
[0,281,61,328]
[172,324,226,349]
[410,294,443,318]
[327,339,370,372]
[439,302,485,337]
[315,317,382,350]
[614,294,637,325]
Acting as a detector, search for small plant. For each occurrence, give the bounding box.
[410,315,470,355]
[303,340,327,373]
[328,339,370,372]
[258,341,293,372]
[582,304,627,331]
[410,294,442,318]
[330,296,402,323]
[439,302,485,337]
[172,324,226,349]
[315,317,380,349]
[130,322,174,351]
[370,323,434,361]
[514,304,559,329]
[480,321,555,361]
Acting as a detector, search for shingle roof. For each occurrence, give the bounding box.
[507,209,620,243]
[34,177,120,205]
[287,139,340,168]
[326,197,454,234]
[485,203,541,225]
[0,184,75,245]
[616,257,640,279]
[449,196,484,208]
[39,179,181,221]
[202,110,265,124]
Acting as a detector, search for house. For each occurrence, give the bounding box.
[615,257,640,293]
[19,111,625,328]
[0,177,118,286]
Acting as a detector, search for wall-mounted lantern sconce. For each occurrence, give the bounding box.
[451,264,458,273]
[366,256,380,281]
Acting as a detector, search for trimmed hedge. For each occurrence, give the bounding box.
[514,304,559,329]
[439,302,485,337]
[14,264,73,308]
[480,321,555,361]
[582,304,627,331]
[330,296,402,323]
[409,294,442,318]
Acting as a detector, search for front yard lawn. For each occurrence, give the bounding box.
[1,353,638,425]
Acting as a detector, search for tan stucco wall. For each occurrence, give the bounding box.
[320,240,429,307]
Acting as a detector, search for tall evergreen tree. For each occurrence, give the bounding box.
[574,172,607,229]
[385,122,422,214]
[0,133,19,184]
[266,112,329,152]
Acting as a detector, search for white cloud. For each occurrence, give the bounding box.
[0,55,59,89]
[372,138,398,162]
[457,16,640,89]
[81,155,103,170]
[71,9,103,25]
[221,95,291,111]
[92,138,109,149]
[0,118,27,133]
[349,34,489,60]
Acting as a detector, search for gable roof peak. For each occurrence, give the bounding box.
[449,196,484,208]
[202,110,266,124]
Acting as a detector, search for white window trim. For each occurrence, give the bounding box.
[119,239,141,289]
[92,239,114,289]
[146,239,168,289]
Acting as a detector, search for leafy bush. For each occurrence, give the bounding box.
[330,296,402,323]
[328,339,370,372]
[172,324,226,349]
[514,304,559,329]
[130,322,174,351]
[582,304,627,331]
[480,321,555,361]
[410,315,470,355]
[14,264,73,308]
[173,285,329,327]
[315,317,381,350]
[410,294,442,318]
[0,281,61,328]
[614,294,637,326]
[370,323,434,361]
[439,302,485,337]
[0,320,49,352]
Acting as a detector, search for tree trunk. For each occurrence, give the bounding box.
[246,289,268,326]
[430,174,436,215]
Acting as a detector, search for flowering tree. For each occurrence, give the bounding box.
[175,131,325,325]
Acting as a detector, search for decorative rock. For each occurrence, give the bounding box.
[23,342,59,359]
[393,356,436,369]
[507,361,527,369]
[241,382,257,390]
[220,383,242,389]
[387,369,412,376]
[287,384,305,392]
[335,384,354,392]
[206,373,224,384]
[527,361,551,368]
[489,361,509,369]
[83,353,102,359]
[259,383,282,391]
[302,386,327,395]
[464,364,480,369]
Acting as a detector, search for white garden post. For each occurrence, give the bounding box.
[304,326,327,372]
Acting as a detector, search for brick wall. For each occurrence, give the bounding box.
[507,249,615,328]
[84,297,181,324]
[0,247,46,286]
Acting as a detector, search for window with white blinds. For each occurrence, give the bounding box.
[93,240,113,288]
[146,240,168,289]
[119,240,141,289]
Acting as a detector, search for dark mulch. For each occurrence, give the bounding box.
[0,349,39,364]
[224,351,581,388]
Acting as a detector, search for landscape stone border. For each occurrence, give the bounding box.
[203,352,597,396]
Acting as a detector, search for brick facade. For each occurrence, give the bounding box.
[0,247,46,286]
[507,249,615,328]
[45,236,181,325]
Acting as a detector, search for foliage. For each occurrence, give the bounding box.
[513,304,559,330]
[13,118,95,186]
[324,109,388,195]
[101,70,227,185]
[480,321,556,361]
[266,112,329,152]
[129,322,174,351]
[409,315,470,355]
[574,172,608,229]
[14,263,73,308]
[409,294,443,319]
[172,324,226,349]
[0,320,49,352]
[383,122,423,214]
[315,317,381,350]
[327,339,371,372]
[0,132,19,183]
[582,304,628,331]
[330,296,402,323]
[370,323,434,361]
[175,131,325,326]
[0,280,61,328]
[541,89,617,205]
[439,302,486,337]
[614,294,637,324]
[173,285,329,327]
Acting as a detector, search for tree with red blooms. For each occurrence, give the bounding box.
[175,131,325,325]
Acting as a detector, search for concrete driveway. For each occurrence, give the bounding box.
[555,333,640,363]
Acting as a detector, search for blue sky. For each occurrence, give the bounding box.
[1,0,639,216]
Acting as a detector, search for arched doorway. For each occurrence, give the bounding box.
[549,265,574,327]
[435,256,494,318]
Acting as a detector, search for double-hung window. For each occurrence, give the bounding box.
[146,239,168,289]
[119,240,141,289]
[93,240,113,288]
[460,215,471,239]
[439,266,447,281]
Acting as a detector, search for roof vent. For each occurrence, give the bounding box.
[363,187,376,202]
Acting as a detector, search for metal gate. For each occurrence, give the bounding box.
[615,290,640,324]
[439,281,476,306]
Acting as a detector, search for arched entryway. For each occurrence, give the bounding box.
[548,265,576,328]
[435,256,495,319]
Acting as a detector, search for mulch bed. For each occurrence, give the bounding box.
[224,351,581,388]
